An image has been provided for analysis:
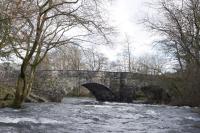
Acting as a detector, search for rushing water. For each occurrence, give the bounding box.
[0,98,200,133]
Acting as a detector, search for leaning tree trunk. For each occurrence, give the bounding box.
[12,65,36,108]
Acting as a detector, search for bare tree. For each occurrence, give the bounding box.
[0,0,13,59]
[144,0,200,71]
[122,34,133,72]
[116,34,134,72]
[83,47,108,71]
[144,0,200,105]
[125,35,133,72]
[40,45,109,71]
[4,0,111,108]
[48,45,82,70]
[136,53,166,75]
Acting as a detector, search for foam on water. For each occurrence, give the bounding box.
[84,105,112,108]
[104,102,129,106]
[185,116,200,121]
[0,117,38,124]
[0,117,65,124]
[146,110,158,116]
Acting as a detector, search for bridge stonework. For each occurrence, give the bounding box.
[0,67,170,103]
[34,70,164,98]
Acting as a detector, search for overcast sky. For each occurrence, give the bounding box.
[99,0,159,60]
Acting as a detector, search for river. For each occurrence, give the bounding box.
[0,98,200,133]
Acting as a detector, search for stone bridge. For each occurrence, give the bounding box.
[0,69,171,103]
[33,70,170,103]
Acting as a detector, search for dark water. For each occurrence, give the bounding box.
[0,98,200,133]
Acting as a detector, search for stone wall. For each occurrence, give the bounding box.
[0,69,167,99]
[33,70,163,97]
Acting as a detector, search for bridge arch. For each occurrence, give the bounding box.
[82,83,116,102]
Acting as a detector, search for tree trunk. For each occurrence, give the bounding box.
[12,73,27,108]
[12,65,36,108]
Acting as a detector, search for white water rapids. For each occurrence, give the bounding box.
[0,98,199,133]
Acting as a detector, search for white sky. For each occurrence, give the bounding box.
[99,0,160,60]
